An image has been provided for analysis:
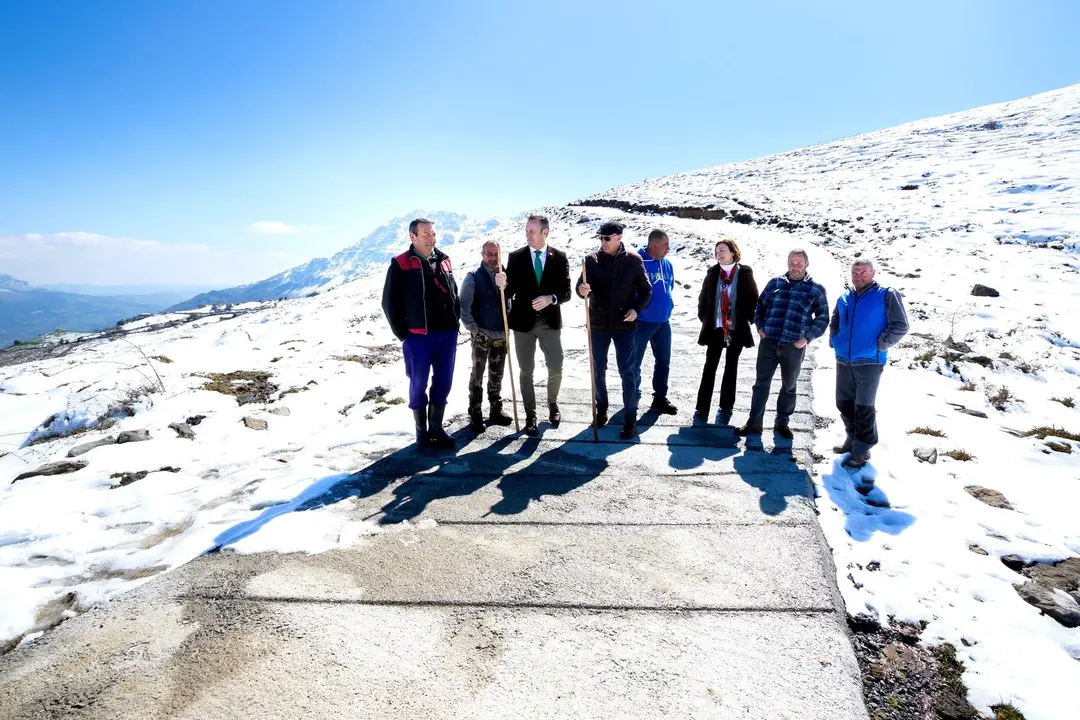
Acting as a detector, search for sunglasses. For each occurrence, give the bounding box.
[599,235,618,241]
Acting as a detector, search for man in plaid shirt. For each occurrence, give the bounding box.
[736,249,829,438]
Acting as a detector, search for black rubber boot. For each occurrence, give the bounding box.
[427,404,456,450]
[469,408,486,432]
[412,407,431,449]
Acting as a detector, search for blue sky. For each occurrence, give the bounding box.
[2,0,1078,286]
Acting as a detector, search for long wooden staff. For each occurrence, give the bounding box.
[582,257,599,443]
[497,247,520,432]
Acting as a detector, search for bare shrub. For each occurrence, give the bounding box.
[985,384,1017,410]
[908,427,947,438]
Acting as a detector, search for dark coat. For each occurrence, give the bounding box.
[575,243,652,333]
[381,245,460,341]
[504,245,572,332]
[697,264,759,348]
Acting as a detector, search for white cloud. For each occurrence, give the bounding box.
[0,232,299,287]
[251,221,299,235]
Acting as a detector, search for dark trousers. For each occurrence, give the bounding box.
[747,338,805,428]
[836,362,883,456]
[633,320,671,400]
[468,333,507,415]
[696,339,744,416]
[591,329,638,415]
[403,330,458,409]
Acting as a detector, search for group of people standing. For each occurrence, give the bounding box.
[382,215,909,469]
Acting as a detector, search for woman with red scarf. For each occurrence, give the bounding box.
[695,238,759,424]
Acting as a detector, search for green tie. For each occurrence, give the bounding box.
[533,249,543,284]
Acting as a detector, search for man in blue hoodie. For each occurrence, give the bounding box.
[633,229,677,414]
[829,259,910,469]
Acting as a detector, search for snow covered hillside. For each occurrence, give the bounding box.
[580,84,1080,719]
[1,84,1078,719]
[168,211,502,311]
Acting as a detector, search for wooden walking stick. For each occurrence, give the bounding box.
[497,247,520,432]
[582,257,599,443]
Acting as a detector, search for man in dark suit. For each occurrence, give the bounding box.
[494,214,572,436]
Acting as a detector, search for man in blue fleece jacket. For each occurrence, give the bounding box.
[633,230,678,414]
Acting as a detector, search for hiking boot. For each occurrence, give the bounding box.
[549,402,561,428]
[717,409,733,426]
[619,416,637,440]
[412,407,432,449]
[524,415,539,437]
[469,409,485,432]
[773,424,794,440]
[594,407,608,429]
[650,396,678,415]
[735,424,763,436]
[842,453,870,469]
[426,404,455,450]
[833,437,853,454]
[693,409,709,426]
[488,403,513,427]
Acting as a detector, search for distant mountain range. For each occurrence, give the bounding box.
[0,274,195,347]
[39,282,214,297]
[168,211,501,311]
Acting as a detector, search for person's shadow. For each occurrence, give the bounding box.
[207,424,541,550]
[663,425,741,472]
[819,459,916,541]
[662,422,808,517]
[375,432,542,523]
[487,422,634,517]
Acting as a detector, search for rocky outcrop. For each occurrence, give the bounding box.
[13,460,89,483]
[67,436,117,457]
[242,417,268,431]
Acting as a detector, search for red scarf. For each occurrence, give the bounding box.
[719,264,737,339]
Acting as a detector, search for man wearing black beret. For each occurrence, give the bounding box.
[576,221,653,439]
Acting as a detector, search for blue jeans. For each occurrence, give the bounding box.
[591,329,639,415]
[633,320,671,401]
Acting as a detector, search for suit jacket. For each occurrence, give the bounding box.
[504,245,572,332]
[697,264,759,348]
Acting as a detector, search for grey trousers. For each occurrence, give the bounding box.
[747,338,805,429]
[514,317,563,416]
[836,362,884,456]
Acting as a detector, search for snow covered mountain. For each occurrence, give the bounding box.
[2,85,1079,719]
[0,274,31,292]
[168,211,502,311]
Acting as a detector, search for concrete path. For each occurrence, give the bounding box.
[0,329,868,720]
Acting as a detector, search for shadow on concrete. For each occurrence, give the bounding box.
[820,459,916,541]
[731,451,810,518]
[662,426,740,471]
[207,425,530,550]
[487,422,637,517]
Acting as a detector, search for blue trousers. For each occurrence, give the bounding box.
[591,329,639,415]
[633,320,671,400]
[403,330,458,409]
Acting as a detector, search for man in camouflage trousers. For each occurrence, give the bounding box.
[460,240,514,431]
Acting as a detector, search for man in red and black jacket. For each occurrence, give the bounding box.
[381,218,461,450]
